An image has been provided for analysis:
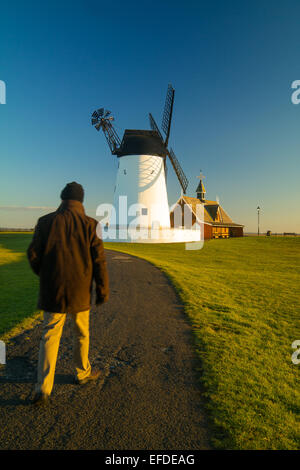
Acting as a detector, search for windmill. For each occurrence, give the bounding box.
[91,84,189,233]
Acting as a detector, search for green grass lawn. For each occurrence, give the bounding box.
[0,233,41,339]
[0,233,299,449]
[104,237,300,450]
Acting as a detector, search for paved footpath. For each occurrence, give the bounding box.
[0,250,210,450]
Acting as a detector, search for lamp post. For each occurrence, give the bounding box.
[257,206,260,236]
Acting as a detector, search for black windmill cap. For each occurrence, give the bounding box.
[60,182,84,202]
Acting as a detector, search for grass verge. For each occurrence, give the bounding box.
[104,237,300,450]
[0,233,41,342]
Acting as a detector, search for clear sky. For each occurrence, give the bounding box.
[1,0,300,232]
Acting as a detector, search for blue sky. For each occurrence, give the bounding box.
[0,0,300,232]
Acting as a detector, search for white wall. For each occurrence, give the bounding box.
[112,154,171,229]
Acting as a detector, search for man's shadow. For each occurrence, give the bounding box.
[0,357,75,406]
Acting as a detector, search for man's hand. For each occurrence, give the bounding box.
[96,294,109,306]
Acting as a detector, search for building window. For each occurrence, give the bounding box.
[142,208,148,215]
[212,226,229,238]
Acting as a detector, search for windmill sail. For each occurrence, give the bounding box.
[149,85,189,194]
[167,148,189,194]
[101,120,121,154]
[161,84,175,147]
[149,113,164,142]
[91,109,121,154]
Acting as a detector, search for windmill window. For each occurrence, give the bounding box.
[124,169,127,175]
[142,208,148,215]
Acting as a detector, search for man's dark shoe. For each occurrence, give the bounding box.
[75,369,101,385]
[32,392,50,407]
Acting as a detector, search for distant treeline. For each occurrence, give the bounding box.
[245,232,299,236]
[0,228,34,232]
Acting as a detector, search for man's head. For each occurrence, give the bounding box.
[60,182,84,203]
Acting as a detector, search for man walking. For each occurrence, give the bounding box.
[27,182,109,406]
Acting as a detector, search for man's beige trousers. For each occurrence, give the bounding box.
[35,310,91,396]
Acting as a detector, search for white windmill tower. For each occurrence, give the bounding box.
[91,85,189,241]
